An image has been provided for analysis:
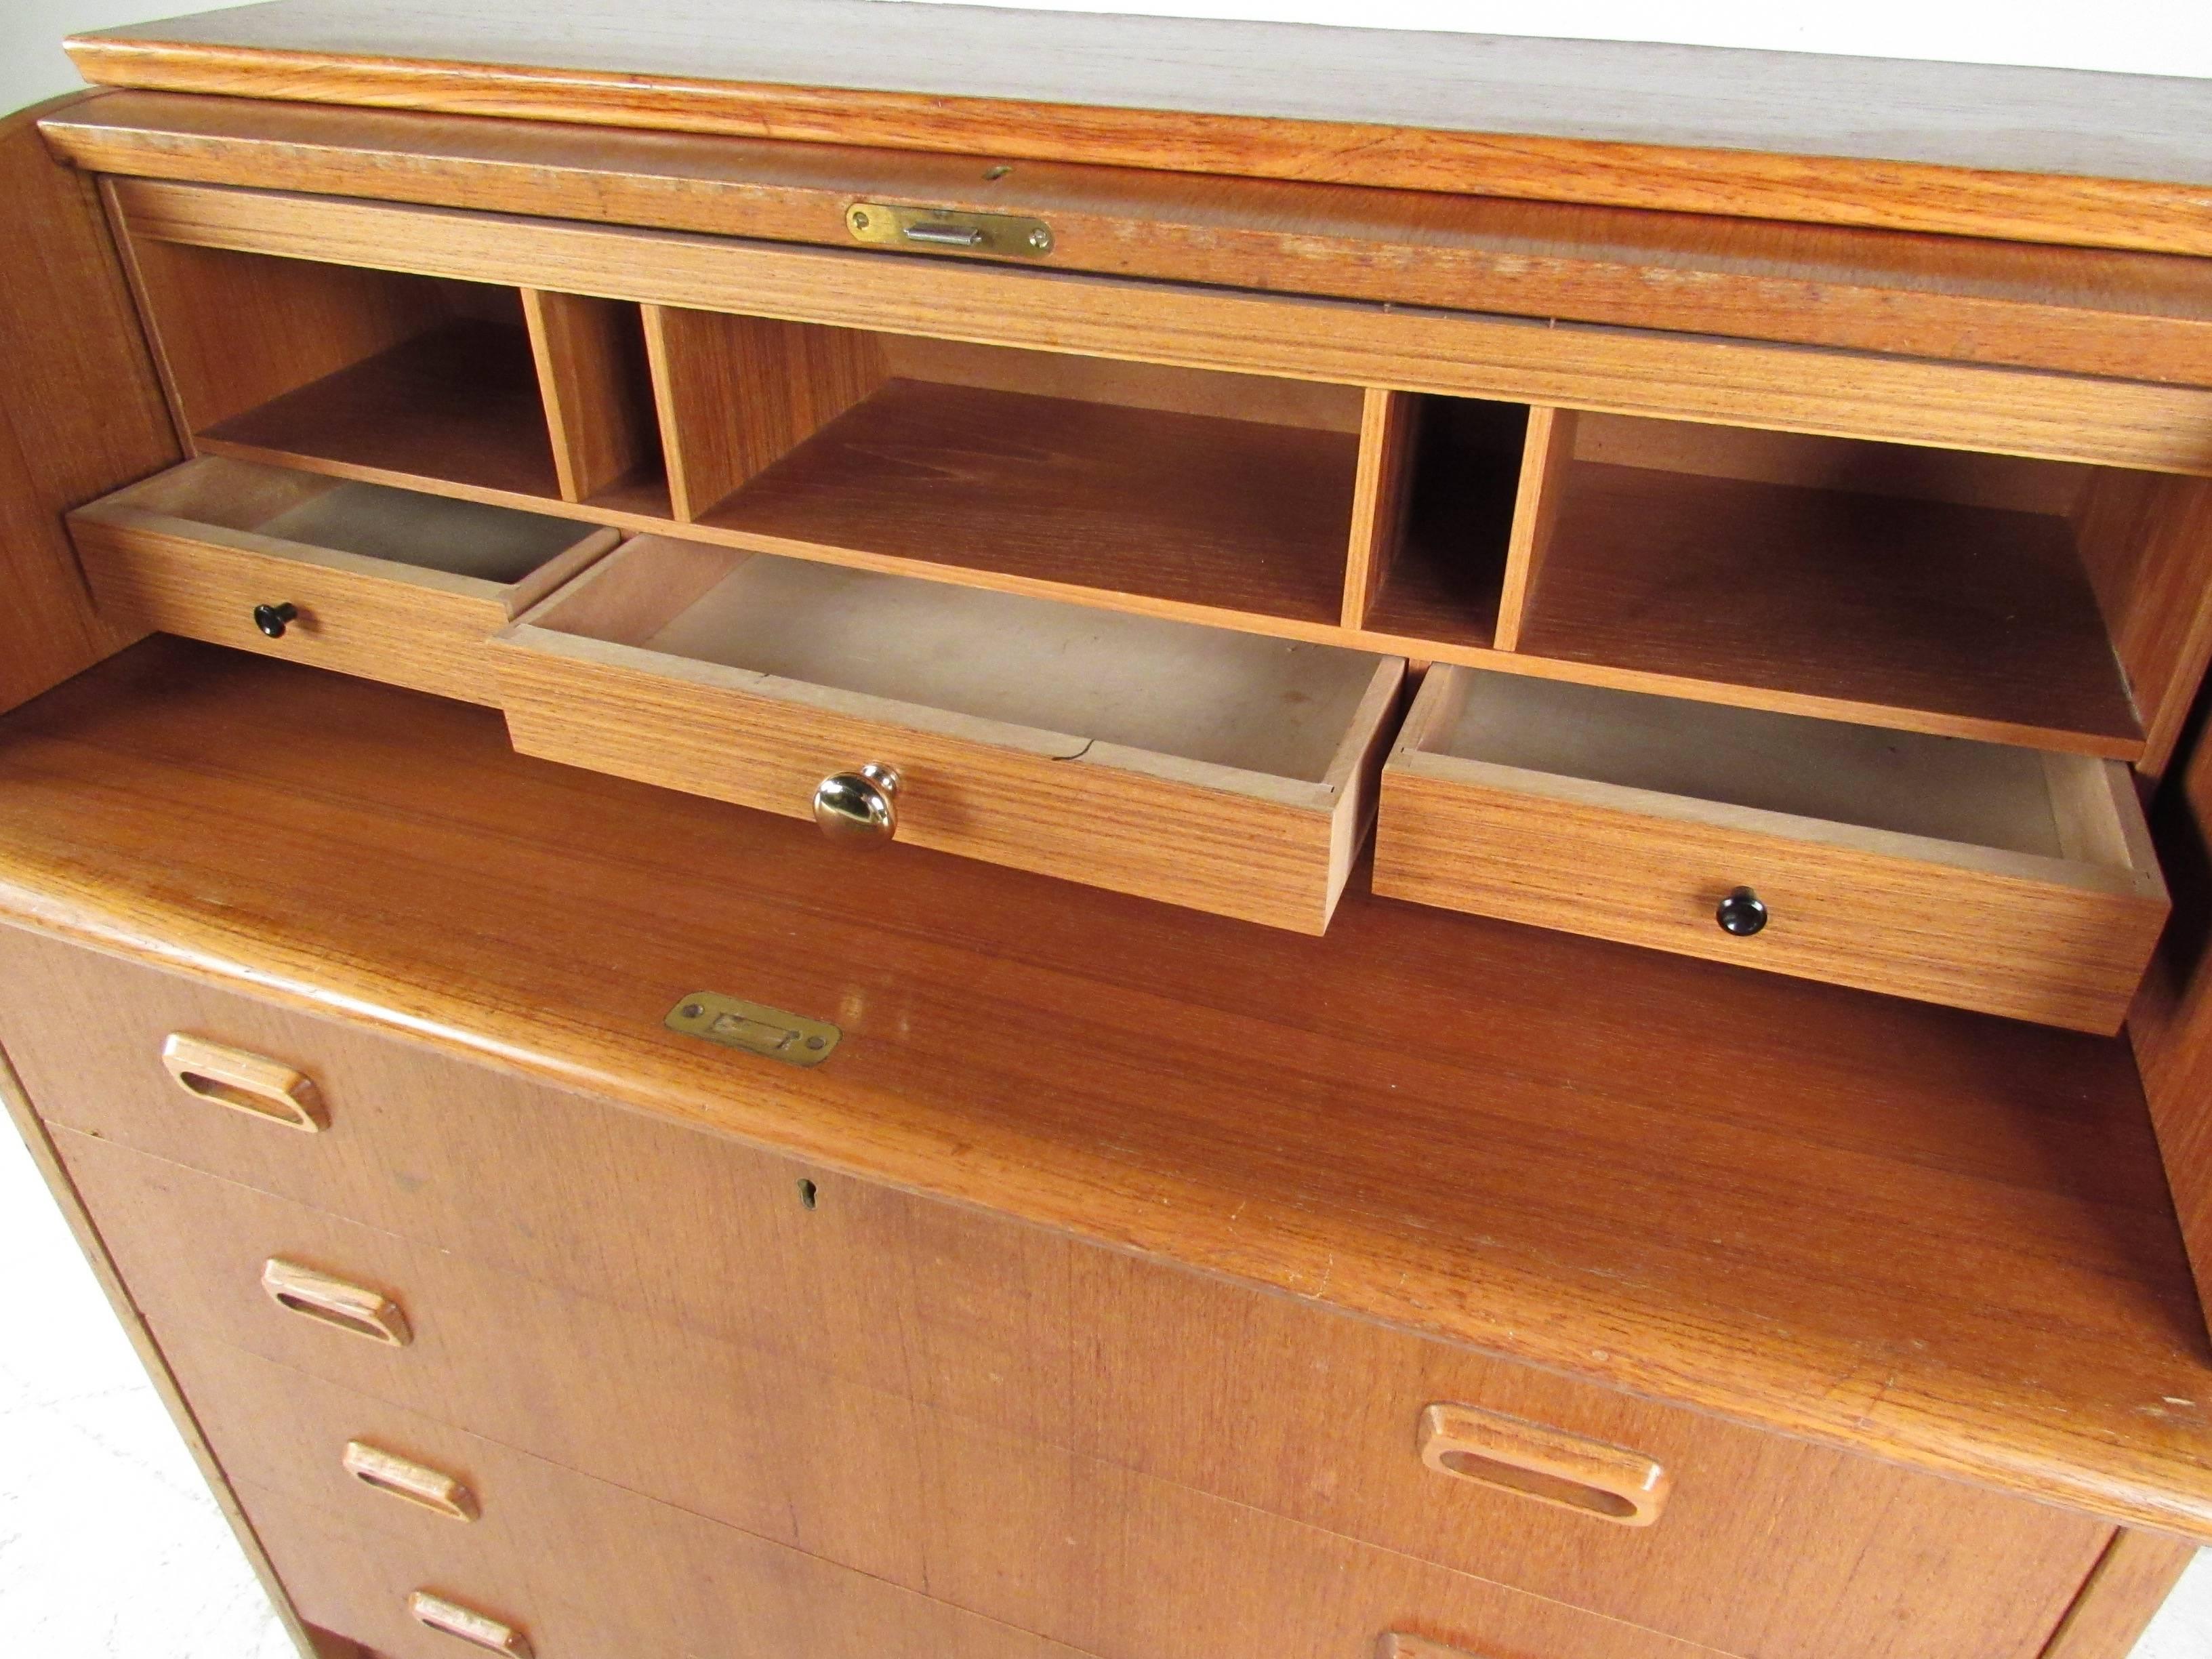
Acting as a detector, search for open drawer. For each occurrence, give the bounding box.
[492,537,1404,933]
[1374,667,2169,1031]
[69,457,619,705]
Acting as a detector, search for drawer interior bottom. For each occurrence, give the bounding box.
[1437,671,2106,861]
[538,541,1387,779]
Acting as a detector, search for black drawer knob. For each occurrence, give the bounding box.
[253,602,300,639]
[1716,887,1768,937]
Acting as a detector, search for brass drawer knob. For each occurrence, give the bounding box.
[1716,886,1768,937]
[813,763,901,847]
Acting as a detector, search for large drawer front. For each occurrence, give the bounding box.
[68,1141,1729,1659]
[58,1118,2106,1659]
[178,1338,1093,1659]
[0,930,2109,1659]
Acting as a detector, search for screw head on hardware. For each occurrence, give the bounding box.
[1027,226,1052,251]
[851,209,870,230]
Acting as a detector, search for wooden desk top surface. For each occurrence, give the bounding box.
[64,0,2212,255]
[4,638,2210,1538]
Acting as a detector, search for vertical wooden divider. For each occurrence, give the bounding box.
[521,289,661,506]
[1494,406,1580,652]
[640,304,887,522]
[1342,388,1420,630]
[2071,468,2212,783]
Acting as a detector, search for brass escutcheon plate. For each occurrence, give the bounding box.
[666,992,842,1066]
[846,201,1054,258]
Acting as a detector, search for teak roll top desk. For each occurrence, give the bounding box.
[11,4,2212,1657]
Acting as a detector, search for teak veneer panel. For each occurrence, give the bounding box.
[41,91,2212,388]
[696,379,1357,626]
[103,178,2212,478]
[0,929,2116,1659]
[197,318,562,501]
[0,96,176,716]
[52,1144,2109,1659]
[0,642,2208,1540]
[1511,461,2145,756]
[62,0,2212,255]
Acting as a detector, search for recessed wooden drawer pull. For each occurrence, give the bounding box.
[261,1258,412,1346]
[1378,1636,1492,1659]
[409,1591,533,1657]
[343,1440,478,1520]
[161,1033,325,1131]
[1418,1401,1670,1526]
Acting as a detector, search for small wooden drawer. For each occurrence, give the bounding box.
[68,456,617,705]
[1375,666,2169,1031]
[491,537,1402,933]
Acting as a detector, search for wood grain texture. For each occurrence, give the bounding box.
[2132,710,2212,1336]
[57,1,2212,255]
[696,377,1357,626]
[0,96,174,716]
[73,514,511,706]
[1357,398,1523,653]
[106,179,2212,478]
[2,925,2122,1659]
[1511,459,2144,758]
[1377,668,2169,1032]
[2073,472,2212,781]
[41,91,2212,387]
[1342,389,1418,631]
[45,1130,2112,1659]
[243,1479,1078,1659]
[199,319,563,502]
[0,1050,330,1659]
[0,642,2206,1540]
[2039,1530,2200,1659]
[65,462,619,708]
[494,553,1398,934]
[518,290,662,508]
[114,222,457,436]
[1494,406,1576,653]
[641,303,885,521]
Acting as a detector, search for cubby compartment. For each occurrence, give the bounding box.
[1353,394,1529,649]
[1374,666,2168,1032]
[1494,413,2144,754]
[639,310,1362,626]
[521,292,670,518]
[493,537,1403,932]
[120,239,562,501]
[70,457,618,704]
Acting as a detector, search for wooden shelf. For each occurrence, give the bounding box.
[1514,459,2144,756]
[4,638,2209,1539]
[695,379,1356,628]
[197,318,564,502]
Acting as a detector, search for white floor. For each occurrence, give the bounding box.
[4,1118,2211,1658]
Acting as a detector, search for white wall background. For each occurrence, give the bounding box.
[1,3,2209,1657]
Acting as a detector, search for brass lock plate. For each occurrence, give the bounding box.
[846,202,1054,258]
[666,992,842,1067]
